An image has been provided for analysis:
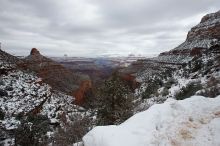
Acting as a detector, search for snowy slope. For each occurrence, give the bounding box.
[0,50,93,145]
[0,54,87,131]
[83,96,220,146]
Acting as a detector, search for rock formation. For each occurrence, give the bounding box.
[73,80,92,105]
[169,10,220,56]
[119,10,220,86]
[24,48,92,105]
[30,48,40,55]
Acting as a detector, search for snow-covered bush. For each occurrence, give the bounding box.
[15,114,51,146]
[175,82,202,100]
[164,77,177,89]
[161,87,169,96]
[141,78,162,99]
[199,85,220,98]
[190,57,203,73]
[199,76,220,97]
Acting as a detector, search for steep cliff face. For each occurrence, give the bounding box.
[172,10,220,54]
[187,11,220,42]
[146,10,220,66]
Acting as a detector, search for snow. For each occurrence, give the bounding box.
[0,70,50,117]
[73,142,83,146]
[83,96,220,146]
[0,60,88,131]
[174,38,219,51]
[135,49,220,112]
[0,138,14,146]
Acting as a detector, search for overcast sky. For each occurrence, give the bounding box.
[0,0,220,57]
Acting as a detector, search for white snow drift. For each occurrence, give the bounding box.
[83,96,220,146]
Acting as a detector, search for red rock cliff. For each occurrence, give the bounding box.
[73,80,92,105]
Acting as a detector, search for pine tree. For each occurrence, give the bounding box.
[96,72,134,125]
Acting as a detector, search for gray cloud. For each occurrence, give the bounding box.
[0,0,220,57]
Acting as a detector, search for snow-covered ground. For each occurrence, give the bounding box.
[83,95,220,146]
[0,57,88,131]
[0,51,93,145]
[135,50,220,112]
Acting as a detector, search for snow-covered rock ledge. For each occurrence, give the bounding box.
[83,96,220,146]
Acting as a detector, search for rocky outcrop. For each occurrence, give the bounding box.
[30,48,40,55]
[187,11,220,42]
[155,10,220,65]
[172,10,220,53]
[73,80,92,105]
[24,48,91,105]
[190,47,206,56]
